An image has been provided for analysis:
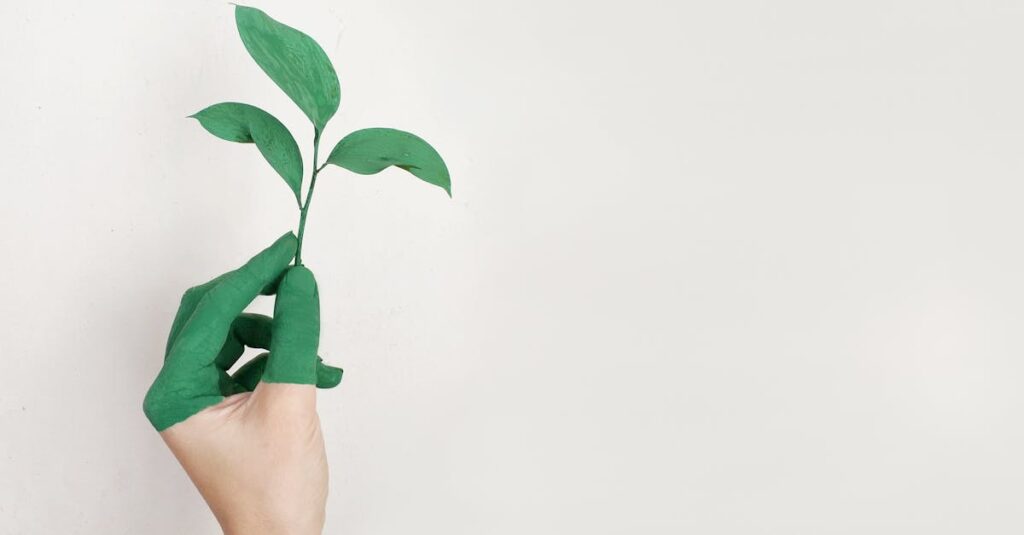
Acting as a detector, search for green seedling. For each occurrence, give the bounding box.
[191,5,451,264]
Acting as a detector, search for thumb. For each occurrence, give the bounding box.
[262,266,320,385]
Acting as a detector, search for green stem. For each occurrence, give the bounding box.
[295,128,322,266]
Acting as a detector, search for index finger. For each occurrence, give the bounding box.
[165,232,297,368]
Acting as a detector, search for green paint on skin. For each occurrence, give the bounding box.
[143,233,342,431]
[265,265,321,384]
[220,314,342,390]
[150,6,454,431]
[233,353,342,391]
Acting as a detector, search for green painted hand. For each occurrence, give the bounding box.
[145,5,451,529]
[143,232,341,431]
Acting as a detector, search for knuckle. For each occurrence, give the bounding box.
[181,285,203,303]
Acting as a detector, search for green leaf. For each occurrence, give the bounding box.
[325,128,451,196]
[235,5,340,133]
[190,102,303,203]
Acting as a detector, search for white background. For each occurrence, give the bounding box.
[2,0,1023,533]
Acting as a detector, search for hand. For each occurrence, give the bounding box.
[143,233,342,535]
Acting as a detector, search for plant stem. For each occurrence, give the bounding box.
[295,128,322,266]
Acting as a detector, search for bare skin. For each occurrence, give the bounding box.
[144,235,338,533]
[160,383,327,535]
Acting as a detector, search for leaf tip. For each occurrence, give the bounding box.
[233,4,262,18]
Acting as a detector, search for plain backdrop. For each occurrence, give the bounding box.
[2,0,1023,533]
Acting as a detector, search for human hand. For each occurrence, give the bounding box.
[143,232,341,534]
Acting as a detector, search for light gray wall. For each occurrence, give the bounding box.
[1,1,1022,533]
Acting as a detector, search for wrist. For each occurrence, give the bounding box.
[215,500,324,535]
[221,515,323,535]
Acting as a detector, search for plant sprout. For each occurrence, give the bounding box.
[190,5,451,265]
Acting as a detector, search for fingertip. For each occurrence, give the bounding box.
[316,361,343,388]
[277,231,298,248]
[245,232,299,283]
[270,232,298,260]
[280,265,317,297]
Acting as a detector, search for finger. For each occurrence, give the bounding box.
[163,276,220,358]
[164,260,284,358]
[232,352,270,391]
[145,233,296,432]
[211,313,273,371]
[262,266,320,385]
[166,232,297,369]
[231,352,343,391]
[226,312,342,388]
[259,269,289,296]
[231,312,273,349]
[315,359,343,388]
